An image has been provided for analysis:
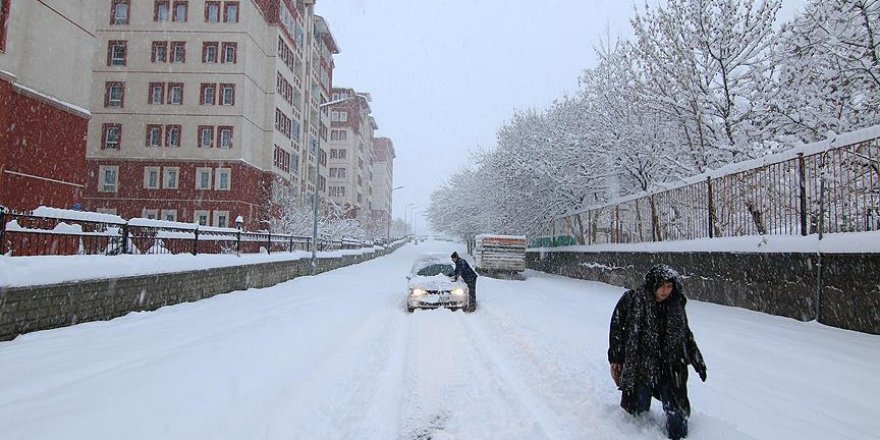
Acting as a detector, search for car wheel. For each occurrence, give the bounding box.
[406,306,415,313]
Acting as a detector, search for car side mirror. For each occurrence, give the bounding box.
[406,275,411,280]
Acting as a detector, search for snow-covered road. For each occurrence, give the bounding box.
[1,240,877,439]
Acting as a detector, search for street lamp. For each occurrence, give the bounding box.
[311,93,369,275]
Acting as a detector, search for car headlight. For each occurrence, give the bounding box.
[410,288,426,296]
[451,288,465,296]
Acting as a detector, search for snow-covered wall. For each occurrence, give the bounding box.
[527,250,880,335]
[0,243,404,341]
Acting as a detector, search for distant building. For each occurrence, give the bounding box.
[83,0,337,228]
[0,0,96,211]
[371,137,396,238]
[327,88,376,219]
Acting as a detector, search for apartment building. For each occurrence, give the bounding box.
[326,88,376,220]
[370,137,395,238]
[83,0,337,229]
[0,0,96,211]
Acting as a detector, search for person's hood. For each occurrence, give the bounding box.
[642,264,685,301]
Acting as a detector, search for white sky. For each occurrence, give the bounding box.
[315,0,807,232]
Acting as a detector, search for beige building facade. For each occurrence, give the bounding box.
[83,0,337,229]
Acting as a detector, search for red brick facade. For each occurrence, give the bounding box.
[83,159,272,229]
[0,77,88,211]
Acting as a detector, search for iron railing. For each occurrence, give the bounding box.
[0,210,377,257]
[547,126,880,245]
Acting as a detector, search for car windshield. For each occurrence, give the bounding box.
[415,263,454,277]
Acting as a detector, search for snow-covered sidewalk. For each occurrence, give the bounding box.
[0,241,877,439]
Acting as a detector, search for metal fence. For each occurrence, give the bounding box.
[0,210,378,257]
[549,126,880,245]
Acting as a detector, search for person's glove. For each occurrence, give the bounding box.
[694,363,707,382]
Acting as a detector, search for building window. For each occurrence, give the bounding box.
[104,82,125,108]
[168,83,184,105]
[224,2,239,23]
[101,123,122,150]
[141,209,159,220]
[219,83,235,105]
[330,167,346,178]
[151,41,168,63]
[144,167,161,189]
[215,168,231,191]
[330,186,345,197]
[163,167,179,189]
[173,1,188,22]
[107,40,127,66]
[330,130,348,141]
[194,210,209,225]
[200,83,216,105]
[275,108,292,139]
[198,126,214,148]
[162,209,178,221]
[274,146,291,172]
[99,166,119,192]
[291,120,301,141]
[195,168,212,190]
[202,42,218,63]
[96,207,118,215]
[165,125,181,147]
[221,42,237,63]
[213,210,230,228]
[154,1,170,22]
[205,1,220,22]
[148,82,165,104]
[170,41,186,62]
[291,153,300,171]
[218,126,233,149]
[111,0,130,25]
[0,0,6,51]
[146,124,163,147]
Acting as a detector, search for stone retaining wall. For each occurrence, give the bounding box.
[526,250,880,334]
[0,245,402,341]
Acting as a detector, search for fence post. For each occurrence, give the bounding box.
[707,176,716,238]
[613,206,620,244]
[798,153,809,236]
[288,235,293,252]
[192,228,199,255]
[818,176,826,240]
[650,195,661,242]
[236,229,241,256]
[121,223,130,255]
[266,232,271,255]
[0,207,6,255]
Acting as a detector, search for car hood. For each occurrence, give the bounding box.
[408,275,464,291]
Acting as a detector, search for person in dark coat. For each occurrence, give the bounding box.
[608,264,707,440]
[450,251,478,312]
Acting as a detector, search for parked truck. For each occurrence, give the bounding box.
[474,234,527,279]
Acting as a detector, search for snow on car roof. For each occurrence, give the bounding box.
[410,253,453,272]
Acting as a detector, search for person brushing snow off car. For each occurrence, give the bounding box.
[608,264,707,440]
[450,252,478,312]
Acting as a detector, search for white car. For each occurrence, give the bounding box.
[406,254,470,312]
